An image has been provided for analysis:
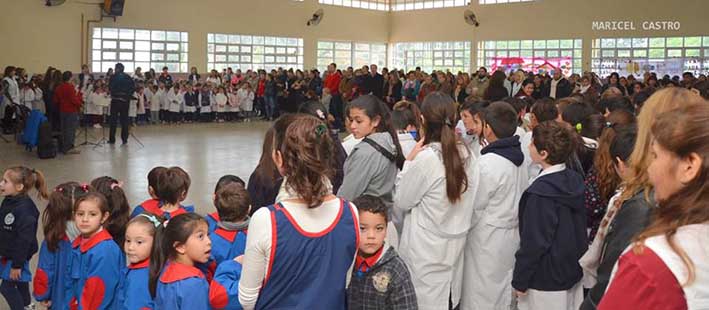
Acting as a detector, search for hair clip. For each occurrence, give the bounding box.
[575,123,583,133]
[444,118,454,128]
[138,213,162,228]
[54,187,64,193]
[315,124,327,137]
[605,121,613,128]
[110,181,123,191]
[80,184,90,192]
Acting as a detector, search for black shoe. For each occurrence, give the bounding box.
[108,140,116,144]
[122,140,128,145]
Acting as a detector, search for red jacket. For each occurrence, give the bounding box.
[257,79,266,97]
[53,83,82,113]
[324,72,342,95]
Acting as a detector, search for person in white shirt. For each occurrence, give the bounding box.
[87,82,110,128]
[462,102,528,310]
[239,115,359,310]
[521,99,559,184]
[458,101,487,159]
[238,83,255,122]
[149,84,163,124]
[166,84,182,123]
[215,86,228,123]
[395,92,475,310]
[1,66,20,120]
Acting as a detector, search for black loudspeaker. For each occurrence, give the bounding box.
[103,0,125,16]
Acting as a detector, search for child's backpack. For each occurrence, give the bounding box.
[37,121,57,159]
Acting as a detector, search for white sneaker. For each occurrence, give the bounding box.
[93,124,102,129]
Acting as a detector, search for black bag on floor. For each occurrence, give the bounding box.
[37,121,57,159]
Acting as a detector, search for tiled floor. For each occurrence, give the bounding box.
[1,121,271,214]
[0,121,270,308]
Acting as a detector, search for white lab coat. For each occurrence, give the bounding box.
[520,131,542,185]
[198,92,213,114]
[461,151,528,310]
[137,93,146,115]
[395,143,475,310]
[20,88,36,109]
[397,132,417,158]
[151,89,164,111]
[227,93,239,113]
[128,92,138,117]
[215,93,228,113]
[237,88,254,112]
[87,91,110,115]
[167,89,182,113]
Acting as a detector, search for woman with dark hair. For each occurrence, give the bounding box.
[394,91,475,309]
[516,79,536,98]
[1,66,19,125]
[338,94,405,208]
[484,71,509,102]
[602,72,627,95]
[246,119,286,214]
[385,71,403,107]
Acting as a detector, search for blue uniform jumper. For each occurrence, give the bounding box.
[255,199,359,310]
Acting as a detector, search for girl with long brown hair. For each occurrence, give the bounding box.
[599,103,709,310]
[395,91,474,309]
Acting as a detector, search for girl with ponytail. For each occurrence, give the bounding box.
[149,213,211,310]
[33,182,89,309]
[0,166,48,310]
[394,91,475,308]
[91,176,131,248]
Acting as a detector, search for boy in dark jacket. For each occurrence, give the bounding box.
[512,121,588,310]
[348,195,417,310]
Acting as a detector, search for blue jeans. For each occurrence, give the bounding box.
[264,96,276,120]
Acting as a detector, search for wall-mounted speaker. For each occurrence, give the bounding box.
[103,0,125,16]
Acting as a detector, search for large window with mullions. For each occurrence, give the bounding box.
[316,41,387,72]
[477,39,583,76]
[91,27,189,73]
[207,33,304,71]
[390,41,471,73]
[592,36,709,77]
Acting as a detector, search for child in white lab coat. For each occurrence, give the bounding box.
[462,101,528,310]
[215,86,228,123]
[394,92,475,310]
[237,83,254,122]
[149,84,163,125]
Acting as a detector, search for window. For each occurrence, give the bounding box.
[592,36,709,77]
[318,0,389,11]
[391,41,471,73]
[91,27,188,73]
[391,0,467,11]
[479,0,534,4]
[477,39,582,76]
[317,41,387,71]
[208,33,303,71]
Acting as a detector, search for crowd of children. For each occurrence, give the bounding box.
[1,62,708,310]
[79,75,258,127]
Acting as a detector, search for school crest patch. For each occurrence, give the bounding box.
[4,213,15,226]
[372,271,391,293]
